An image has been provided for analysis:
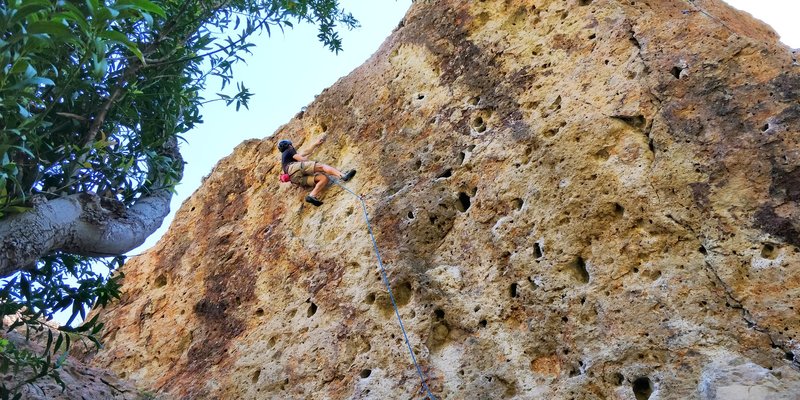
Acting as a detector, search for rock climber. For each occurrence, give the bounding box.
[278,136,356,206]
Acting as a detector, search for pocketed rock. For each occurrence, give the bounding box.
[83,0,800,399]
[698,353,800,400]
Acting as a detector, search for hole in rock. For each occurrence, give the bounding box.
[550,95,562,111]
[698,245,707,255]
[579,0,592,5]
[252,370,261,384]
[479,319,487,328]
[365,293,376,305]
[434,309,445,319]
[307,302,318,317]
[762,123,770,132]
[512,198,524,211]
[154,274,167,288]
[613,114,646,128]
[786,352,795,361]
[417,94,425,100]
[629,32,641,49]
[632,377,653,400]
[614,203,625,217]
[613,372,625,385]
[456,192,472,212]
[255,308,264,317]
[534,243,543,258]
[510,283,519,298]
[588,33,596,40]
[407,211,415,220]
[393,282,413,307]
[670,66,682,79]
[528,276,539,289]
[595,148,610,161]
[458,151,467,165]
[437,169,453,179]
[360,369,372,378]
[571,256,590,284]
[761,243,777,259]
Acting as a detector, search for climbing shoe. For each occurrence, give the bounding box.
[342,170,357,182]
[305,195,323,207]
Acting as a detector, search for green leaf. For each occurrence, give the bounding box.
[7,76,54,90]
[117,0,166,18]
[91,55,108,79]
[53,8,90,33]
[10,1,52,24]
[17,104,31,119]
[27,21,73,39]
[55,347,69,367]
[53,334,64,354]
[141,11,153,26]
[76,314,99,332]
[53,9,90,32]
[20,276,31,302]
[45,329,53,354]
[29,76,55,86]
[24,63,37,79]
[87,335,102,349]
[85,0,100,17]
[98,30,144,63]
[97,6,120,22]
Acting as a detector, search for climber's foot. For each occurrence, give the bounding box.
[305,195,323,207]
[342,170,356,182]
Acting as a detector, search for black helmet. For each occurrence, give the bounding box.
[277,140,292,152]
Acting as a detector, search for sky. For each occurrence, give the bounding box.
[132,0,799,254]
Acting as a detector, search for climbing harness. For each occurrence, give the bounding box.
[331,178,437,400]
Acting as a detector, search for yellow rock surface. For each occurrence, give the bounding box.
[82,0,800,398]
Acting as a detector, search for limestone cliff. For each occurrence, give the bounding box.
[84,0,800,398]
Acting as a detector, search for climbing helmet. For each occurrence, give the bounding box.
[278,140,292,152]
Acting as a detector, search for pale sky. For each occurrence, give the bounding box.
[134,0,800,254]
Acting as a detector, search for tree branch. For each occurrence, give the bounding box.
[0,139,183,279]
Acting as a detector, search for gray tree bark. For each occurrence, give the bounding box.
[0,139,182,279]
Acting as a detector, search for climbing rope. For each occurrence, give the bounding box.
[331,178,437,400]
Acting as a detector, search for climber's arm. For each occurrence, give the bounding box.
[293,135,326,161]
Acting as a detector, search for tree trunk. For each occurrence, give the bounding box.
[0,139,183,279]
[0,189,173,279]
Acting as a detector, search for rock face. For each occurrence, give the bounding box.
[2,317,143,400]
[83,0,800,398]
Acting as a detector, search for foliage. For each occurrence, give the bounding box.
[0,0,357,395]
